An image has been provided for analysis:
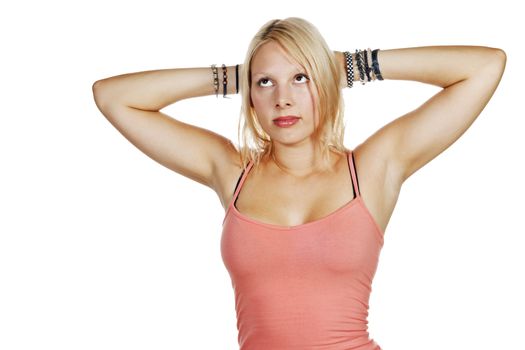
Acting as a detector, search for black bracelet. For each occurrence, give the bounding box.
[363,49,372,82]
[355,49,365,85]
[371,49,383,81]
[359,50,368,84]
[222,64,228,98]
[235,64,239,94]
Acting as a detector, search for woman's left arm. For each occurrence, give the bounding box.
[338,46,506,184]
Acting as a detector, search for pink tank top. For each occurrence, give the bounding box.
[221,150,384,350]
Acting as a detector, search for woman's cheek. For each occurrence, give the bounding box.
[252,94,269,118]
[250,94,270,130]
[250,90,263,110]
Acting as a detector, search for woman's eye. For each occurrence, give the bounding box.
[257,74,309,87]
[296,74,309,83]
[258,78,273,87]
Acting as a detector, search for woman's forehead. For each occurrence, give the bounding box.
[251,42,304,77]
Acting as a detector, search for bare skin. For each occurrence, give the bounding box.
[214,43,506,232]
[250,41,322,176]
[221,41,395,231]
[226,149,393,231]
[93,42,506,234]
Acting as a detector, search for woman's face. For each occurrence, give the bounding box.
[250,41,319,147]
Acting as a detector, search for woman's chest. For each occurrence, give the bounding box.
[235,168,356,227]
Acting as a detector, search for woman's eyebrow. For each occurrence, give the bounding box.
[252,68,305,78]
[252,71,271,78]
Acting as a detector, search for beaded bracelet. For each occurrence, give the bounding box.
[222,64,228,98]
[211,64,219,98]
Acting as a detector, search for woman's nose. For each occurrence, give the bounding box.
[275,85,293,108]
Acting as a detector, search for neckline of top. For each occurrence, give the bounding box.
[229,193,362,231]
[225,150,365,231]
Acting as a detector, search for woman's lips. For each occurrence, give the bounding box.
[273,116,300,128]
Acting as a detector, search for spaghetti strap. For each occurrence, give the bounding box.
[232,169,245,196]
[348,150,361,197]
[231,160,254,208]
[230,152,360,210]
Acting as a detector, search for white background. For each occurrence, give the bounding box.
[1,0,523,349]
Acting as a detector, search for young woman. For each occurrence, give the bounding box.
[92,17,506,350]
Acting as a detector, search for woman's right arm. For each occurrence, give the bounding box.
[92,65,241,193]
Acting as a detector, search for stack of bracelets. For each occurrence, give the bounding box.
[210,48,382,97]
[343,48,383,88]
[210,64,240,98]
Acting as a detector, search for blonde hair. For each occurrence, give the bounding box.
[237,17,347,170]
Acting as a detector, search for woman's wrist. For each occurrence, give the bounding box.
[334,50,359,88]
[335,49,384,89]
[210,64,242,97]
[334,51,349,88]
